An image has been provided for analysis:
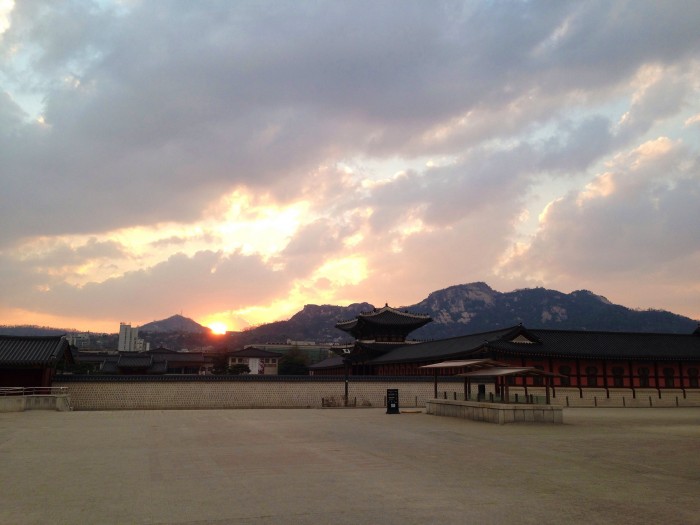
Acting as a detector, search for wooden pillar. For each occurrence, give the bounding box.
[463,377,468,401]
[654,361,661,397]
[548,357,556,398]
[575,359,582,385]
[628,360,636,398]
[575,359,582,398]
[545,376,551,405]
[433,369,438,399]
[344,359,350,407]
[42,367,53,388]
[603,360,609,398]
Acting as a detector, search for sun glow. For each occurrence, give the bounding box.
[208,322,228,335]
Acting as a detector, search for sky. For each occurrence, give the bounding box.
[1,1,699,333]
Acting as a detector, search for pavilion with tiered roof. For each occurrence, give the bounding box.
[331,304,432,375]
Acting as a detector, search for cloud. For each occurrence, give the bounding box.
[501,138,700,304]
[5,249,290,322]
[2,2,699,243]
[2,1,700,327]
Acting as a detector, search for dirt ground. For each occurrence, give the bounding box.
[1,407,699,524]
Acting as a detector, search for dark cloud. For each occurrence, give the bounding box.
[2,1,700,325]
[3,1,700,244]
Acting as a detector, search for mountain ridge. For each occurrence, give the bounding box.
[139,314,207,334]
[1,283,696,340]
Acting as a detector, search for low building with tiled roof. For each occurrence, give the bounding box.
[228,347,283,375]
[0,335,73,387]
[72,348,207,375]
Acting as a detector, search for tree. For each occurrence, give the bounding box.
[278,346,309,375]
[210,353,230,375]
[227,363,251,375]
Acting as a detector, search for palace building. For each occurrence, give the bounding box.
[310,306,700,393]
[332,304,432,375]
[0,335,73,388]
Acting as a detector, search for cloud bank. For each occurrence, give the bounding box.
[1,1,699,330]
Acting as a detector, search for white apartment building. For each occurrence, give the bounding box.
[118,323,150,352]
[66,332,91,349]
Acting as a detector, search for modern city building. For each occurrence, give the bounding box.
[118,323,149,353]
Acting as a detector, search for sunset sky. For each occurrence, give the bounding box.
[1,1,699,333]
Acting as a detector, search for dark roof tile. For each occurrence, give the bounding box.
[308,355,345,369]
[371,327,514,364]
[0,335,72,367]
[370,325,700,364]
[230,348,283,358]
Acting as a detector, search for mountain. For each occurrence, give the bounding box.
[235,282,698,344]
[407,282,698,339]
[0,325,69,336]
[231,303,374,346]
[139,315,207,334]
[3,283,697,343]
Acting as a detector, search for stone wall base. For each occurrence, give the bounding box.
[0,395,72,412]
[426,399,563,424]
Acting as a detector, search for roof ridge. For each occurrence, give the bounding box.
[529,327,696,337]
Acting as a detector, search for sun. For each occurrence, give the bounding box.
[208,322,228,335]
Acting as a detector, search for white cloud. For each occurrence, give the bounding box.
[500,138,700,315]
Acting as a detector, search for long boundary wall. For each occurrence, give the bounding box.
[53,375,700,410]
[55,376,452,410]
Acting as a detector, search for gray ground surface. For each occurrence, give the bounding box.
[1,408,699,525]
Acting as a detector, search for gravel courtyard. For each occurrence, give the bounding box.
[1,408,699,524]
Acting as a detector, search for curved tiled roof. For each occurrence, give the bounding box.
[336,305,431,328]
[492,329,700,361]
[308,355,345,369]
[369,325,700,365]
[335,305,432,340]
[370,327,514,364]
[0,335,72,367]
[117,354,153,368]
[230,347,283,358]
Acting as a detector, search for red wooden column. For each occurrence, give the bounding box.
[628,360,636,398]
[654,362,661,398]
[575,359,582,398]
[603,360,609,398]
[678,361,685,393]
[548,357,556,399]
[524,380,529,403]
